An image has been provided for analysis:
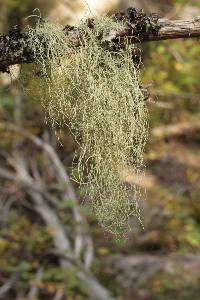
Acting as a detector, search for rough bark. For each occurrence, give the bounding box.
[0,8,200,72]
[154,16,200,41]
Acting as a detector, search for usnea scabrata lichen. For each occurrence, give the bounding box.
[23,16,148,234]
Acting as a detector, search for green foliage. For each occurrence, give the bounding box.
[148,271,200,300]
[0,211,52,272]
[144,40,200,93]
[0,210,89,299]
[0,89,14,114]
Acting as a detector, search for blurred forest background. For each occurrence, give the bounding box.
[0,0,200,299]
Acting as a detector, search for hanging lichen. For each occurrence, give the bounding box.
[23,16,148,235]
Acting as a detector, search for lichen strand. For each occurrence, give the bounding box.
[24,17,148,235]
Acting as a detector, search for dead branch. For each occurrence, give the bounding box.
[0,122,114,300]
[53,290,64,300]
[147,17,200,41]
[0,8,200,72]
[0,165,115,300]
[0,122,94,268]
[27,267,43,300]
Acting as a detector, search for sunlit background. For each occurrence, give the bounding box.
[0,1,200,299]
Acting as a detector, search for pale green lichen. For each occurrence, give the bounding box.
[23,16,148,234]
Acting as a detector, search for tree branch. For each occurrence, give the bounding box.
[152,17,200,41]
[0,8,200,72]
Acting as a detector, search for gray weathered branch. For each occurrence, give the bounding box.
[0,271,21,299]
[147,17,200,41]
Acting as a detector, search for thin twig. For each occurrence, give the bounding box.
[0,271,21,299]
[27,267,43,300]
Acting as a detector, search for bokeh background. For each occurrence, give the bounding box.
[0,1,200,299]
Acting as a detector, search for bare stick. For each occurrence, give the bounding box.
[0,271,21,299]
[27,268,43,300]
[146,17,200,41]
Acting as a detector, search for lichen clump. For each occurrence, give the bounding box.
[25,16,148,234]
